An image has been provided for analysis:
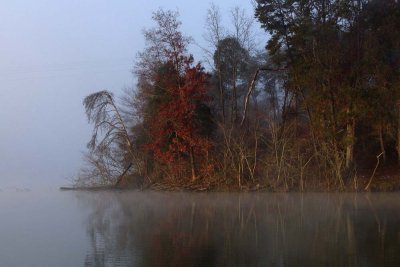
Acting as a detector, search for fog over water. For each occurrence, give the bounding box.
[0,0,259,189]
[1,191,400,266]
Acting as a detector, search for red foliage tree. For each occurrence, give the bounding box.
[144,57,213,181]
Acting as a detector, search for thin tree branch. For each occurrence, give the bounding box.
[240,66,286,126]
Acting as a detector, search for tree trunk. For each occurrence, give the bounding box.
[232,67,238,123]
[217,56,225,124]
[397,102,400,164]
[189,147,197,181]
[379,122,386,163]
[115,163,133,187]
[345,112,355,169]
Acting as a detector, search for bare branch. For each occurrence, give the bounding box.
[240,67,286,126]
[83,90,133,155]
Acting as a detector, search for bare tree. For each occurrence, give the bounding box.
[230,6,257,55]
[81,90,142,186]
[84,91,133,155]
[204,3,226,122]
[135,9,191,88]
[74,150,122,186]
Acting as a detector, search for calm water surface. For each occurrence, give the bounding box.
[1,190,400,266]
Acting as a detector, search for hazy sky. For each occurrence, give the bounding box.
[0,0,263,189]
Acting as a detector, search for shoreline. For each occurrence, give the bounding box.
[61,166,400,193]
[60,177,400,193]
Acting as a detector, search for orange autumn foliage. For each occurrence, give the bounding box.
[144,57,213,178]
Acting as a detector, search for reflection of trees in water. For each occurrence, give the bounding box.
[77,192,400,267]
[77,192,141,266]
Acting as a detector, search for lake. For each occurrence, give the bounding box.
[1,190,400,266]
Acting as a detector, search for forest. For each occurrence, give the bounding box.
[74,0,400,191]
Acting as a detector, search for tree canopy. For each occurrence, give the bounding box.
[78,2,400,191]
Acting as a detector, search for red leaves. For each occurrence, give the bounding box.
[145,57,212,176]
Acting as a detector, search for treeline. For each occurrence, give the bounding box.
[76,1,400,191]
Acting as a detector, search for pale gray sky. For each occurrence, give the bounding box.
[0,0,263,189]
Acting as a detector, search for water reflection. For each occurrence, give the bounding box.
[76,192,400,266]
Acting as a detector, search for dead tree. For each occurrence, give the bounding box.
[83,90,137,186]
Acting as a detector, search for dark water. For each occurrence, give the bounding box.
[1,191,400,266]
